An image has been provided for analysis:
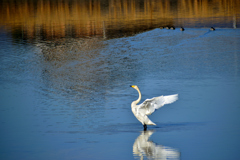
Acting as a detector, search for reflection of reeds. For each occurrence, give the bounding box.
[0,0,239,39]
[40,37,104,62]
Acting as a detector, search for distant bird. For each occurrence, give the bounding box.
[165,26,170,29]
[210,27,215,31]
[130,85,178,130]
[160,26,164,29]
[170,26,175,30]
[180,27,185,31]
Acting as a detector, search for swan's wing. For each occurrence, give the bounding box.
[138,94,178,116]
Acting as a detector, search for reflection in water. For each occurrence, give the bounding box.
[133,130,180,160]
[38,38,109,105]
[0,0,239,40]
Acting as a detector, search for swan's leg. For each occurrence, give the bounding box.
[143,124,147,131]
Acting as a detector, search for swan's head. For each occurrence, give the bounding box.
[130,85,139,90]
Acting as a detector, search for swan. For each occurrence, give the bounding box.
[130,85,178,130]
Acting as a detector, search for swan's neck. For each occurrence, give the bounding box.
[134,88,142,105]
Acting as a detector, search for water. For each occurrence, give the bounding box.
[1,0,240,160]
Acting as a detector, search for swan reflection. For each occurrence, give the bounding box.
[133,130,180,160]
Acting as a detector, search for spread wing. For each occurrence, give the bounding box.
[138,94,178,116]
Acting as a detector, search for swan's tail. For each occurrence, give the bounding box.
[144,116,156,125]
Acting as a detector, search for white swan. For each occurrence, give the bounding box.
[130,85,178,130]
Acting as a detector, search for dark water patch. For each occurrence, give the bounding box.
[93,122,205,135]
[154,122,205,132]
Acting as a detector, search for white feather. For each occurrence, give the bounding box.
[139,94,178,115]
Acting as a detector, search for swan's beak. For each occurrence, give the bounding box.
[130,85,136,88]
[130,85,133,87]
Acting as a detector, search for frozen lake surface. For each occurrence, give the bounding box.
[1,28,240,160]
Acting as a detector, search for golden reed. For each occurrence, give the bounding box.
[0,0,239,39]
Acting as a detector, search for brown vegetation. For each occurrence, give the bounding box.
[0,0,239,39]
